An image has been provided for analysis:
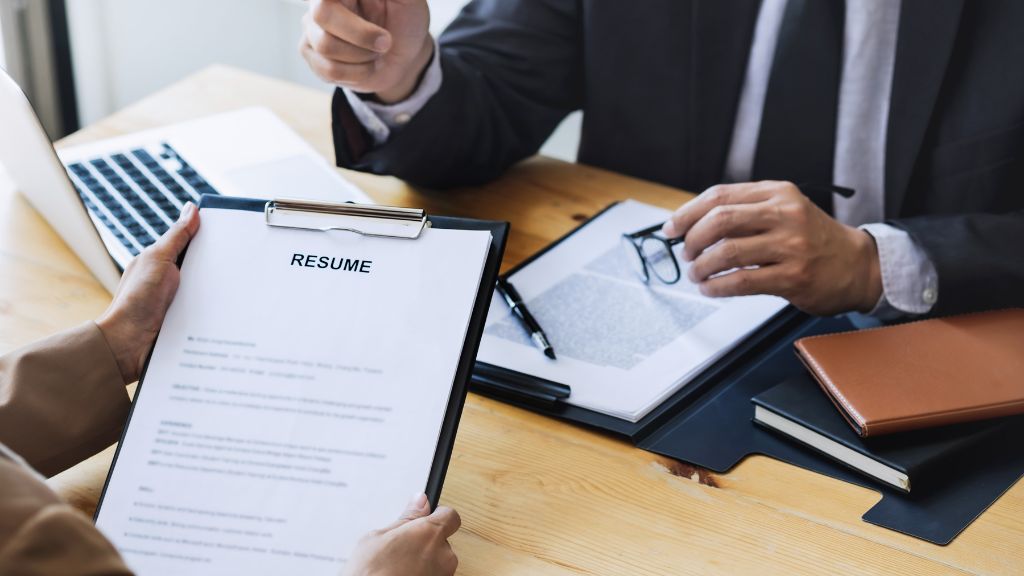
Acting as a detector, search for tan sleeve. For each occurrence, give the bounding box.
[0,459,133,575]
[0,322,130,477]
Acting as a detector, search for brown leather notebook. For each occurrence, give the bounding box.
[794,309,1024,437]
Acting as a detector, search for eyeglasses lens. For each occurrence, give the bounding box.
[641,236,680,283]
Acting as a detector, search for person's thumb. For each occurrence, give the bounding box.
[401,493,431,521]
[152,202,199,260]
[381,493,430,532]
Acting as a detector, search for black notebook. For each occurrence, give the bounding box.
[752,374,1009,493]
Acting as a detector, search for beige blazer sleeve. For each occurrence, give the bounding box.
[0,321,131,478]
[0,323,134,574]
[0,459,133,575]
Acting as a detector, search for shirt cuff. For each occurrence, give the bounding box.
[342,37,443,146]
[860,223,939,319]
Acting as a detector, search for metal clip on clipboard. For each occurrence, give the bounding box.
[264,198,430,239]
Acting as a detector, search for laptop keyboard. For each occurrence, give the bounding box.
[65,143,219,257]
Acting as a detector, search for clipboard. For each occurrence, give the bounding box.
[472,203,1024,545]
[93,194,508,548]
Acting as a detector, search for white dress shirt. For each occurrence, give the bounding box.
[343,0,939,317]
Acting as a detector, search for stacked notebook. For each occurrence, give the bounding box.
[753,309,1024,493]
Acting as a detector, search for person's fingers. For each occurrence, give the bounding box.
[378,493,430,532]
[662,182,777,239]
[150,202,199,261]
[304,12,379,64]
[681,201,778,261]
[425,506,461,539]
[301,42,376,86]
[312,31,379,64]
[358,0,387,29]
[687,235,783,283]
[441,542,459,575]
[310,0,391,53]
[697,265,785,299]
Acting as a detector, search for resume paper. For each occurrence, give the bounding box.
[95,207,491,574]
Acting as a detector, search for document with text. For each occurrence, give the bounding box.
[95,205,492,575]
[478,200,787,422]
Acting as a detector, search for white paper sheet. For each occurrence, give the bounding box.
[478,200,787,422]
[95,207,491,575]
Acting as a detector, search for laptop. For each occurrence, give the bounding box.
[0,68,371,293]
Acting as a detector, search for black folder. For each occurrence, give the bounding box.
[472,203,1024,544]
[95,194,509,519]
[753,375,1014,493]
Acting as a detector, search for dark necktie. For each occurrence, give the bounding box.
[751,0,845,213]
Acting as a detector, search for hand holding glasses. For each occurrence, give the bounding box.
[622,184,854,287]
[620,223,686,284]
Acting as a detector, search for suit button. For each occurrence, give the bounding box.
[922,287,937,305]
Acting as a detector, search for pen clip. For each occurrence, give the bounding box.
[797,182,855,199]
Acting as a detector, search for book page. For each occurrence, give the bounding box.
[95,207,491,575]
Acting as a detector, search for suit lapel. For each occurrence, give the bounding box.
[689,0,762,191]
[885,0,965,218]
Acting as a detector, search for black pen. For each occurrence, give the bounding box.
[476,362,570,396]
[471,363,571,408]
[496,278,556,359]
[471,374,563,409]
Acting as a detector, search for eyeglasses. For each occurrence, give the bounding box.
[620,223,686,284]
[620,184,856,285]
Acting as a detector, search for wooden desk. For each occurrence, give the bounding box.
[2,66,1020,575]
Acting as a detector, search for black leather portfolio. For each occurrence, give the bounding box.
[752,375,1013,493]
[471,205,1024,545]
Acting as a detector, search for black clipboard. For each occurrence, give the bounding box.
[94,194,509,524]
[472,202,1024,545]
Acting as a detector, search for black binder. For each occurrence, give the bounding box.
[94,194,509,519]
[753,375,1015,493]
[472,203,1024,544]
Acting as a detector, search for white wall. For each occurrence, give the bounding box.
[66,0,320,126]
[0,13,9,195]
[0,13,5,68]
[65,0,580,161]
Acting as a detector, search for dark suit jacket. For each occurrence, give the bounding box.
[332,0,1024,316]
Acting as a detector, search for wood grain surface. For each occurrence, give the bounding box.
[1,66,1020,575]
